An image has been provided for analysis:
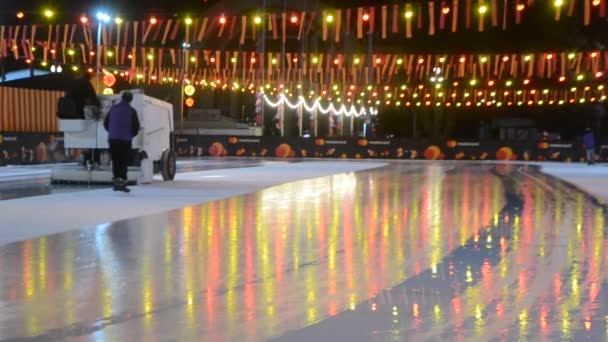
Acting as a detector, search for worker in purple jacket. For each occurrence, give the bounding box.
[103,91,141,192]
[583,127,595,165]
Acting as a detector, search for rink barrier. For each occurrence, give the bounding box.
[0,132,603,166]
[176,136,595,162]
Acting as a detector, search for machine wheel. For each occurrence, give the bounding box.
[160,149,176,181]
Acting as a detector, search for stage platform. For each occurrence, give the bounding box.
[0,159,607,341]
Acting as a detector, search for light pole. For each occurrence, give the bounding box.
[180,42,191,134]
[96,12,111,92]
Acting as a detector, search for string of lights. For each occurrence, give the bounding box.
[262,94,377,117]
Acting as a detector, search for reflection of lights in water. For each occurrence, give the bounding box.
[62,235,76,325]
[434,304,441,322]
[227,202,239,325]
[182,207,196,326]
[500,253,508,278]
[187,293,194,306]
[307,307,317,323]
[143,287,153,315]
[38,238,48,292]
[474,304,485,335]
[519,309,529,338]
[572,274,579,296]
[561,308,571,339]
[430,169,442,268]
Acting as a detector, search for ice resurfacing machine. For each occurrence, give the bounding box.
[53,89,176,184]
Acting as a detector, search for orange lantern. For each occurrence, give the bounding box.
[103,72,116,87]
[185,97,195,108]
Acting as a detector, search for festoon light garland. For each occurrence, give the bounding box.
[263,94,378,117]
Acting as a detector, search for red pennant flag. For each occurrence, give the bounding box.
[271,14,278,40]
[405,4,413,38]
[229,16,237,40]
[452,0,459,32]
[381,6,388,39]
[281,13,286,43]
[322,11,328,41]
[162,20,172,45]
[196,19,207,42]
[478,0,485,32]
[392,5,399,33]
[429,2,436,35]
[369,7,376,33]
[357,8,363,39]
[133,21,139,47]
[568,0,576,16]
[440,1,447,29]
[515,0,522,24]
[466,0,472,29]
[491,0,498,26]
[170,20,180,41]
[346,9,352,36]
[335,9,342,42]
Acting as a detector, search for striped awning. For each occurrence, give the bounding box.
[0,86,63,133]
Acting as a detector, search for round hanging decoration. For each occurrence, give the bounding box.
[184,85,196,96]
[103,73,116,87]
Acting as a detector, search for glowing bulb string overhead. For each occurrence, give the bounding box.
[5,1,604,42]
[263,94,377,117]
[11,42,608,86]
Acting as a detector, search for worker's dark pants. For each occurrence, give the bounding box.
[109,140,131,180]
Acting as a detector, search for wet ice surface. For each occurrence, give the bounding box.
[0,162,606,341]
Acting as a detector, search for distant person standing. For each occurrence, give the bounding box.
[583,127,596,165]
[65,71,100,119]
[103,92,140,192]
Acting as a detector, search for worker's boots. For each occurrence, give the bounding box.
[113,178,130,193]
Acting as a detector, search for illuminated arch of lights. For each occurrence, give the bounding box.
[263,94,377,117]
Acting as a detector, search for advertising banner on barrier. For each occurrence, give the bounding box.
[0,132,596,166]
[173,135,590,162]
[0,132,81,166]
